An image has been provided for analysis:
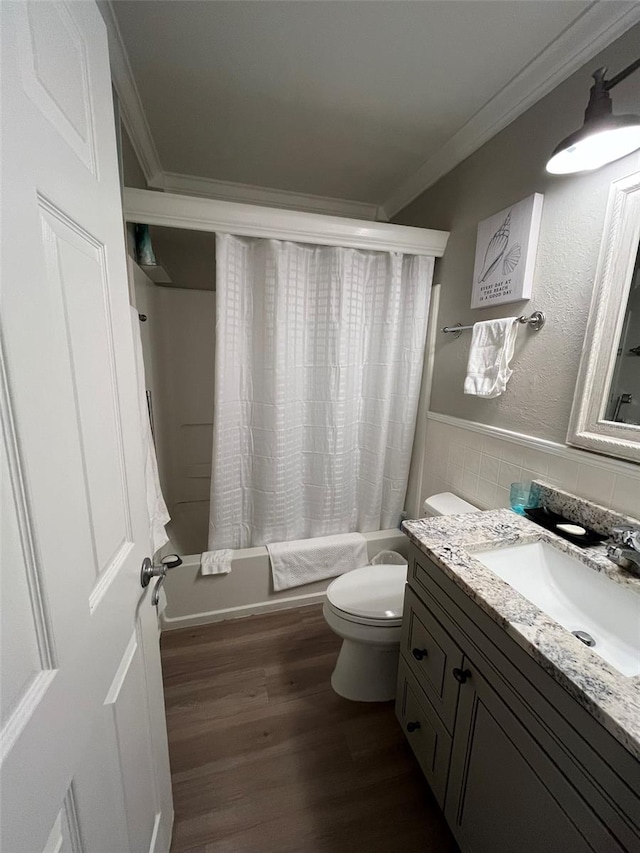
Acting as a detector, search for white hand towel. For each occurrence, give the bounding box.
[464,318,519,398]
[201,549,234,576]
[130,307,171,554]
[267,533,369,592]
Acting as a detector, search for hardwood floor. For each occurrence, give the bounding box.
[161,605,459,853]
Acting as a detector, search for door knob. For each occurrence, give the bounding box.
[406,721,421,733]
[140,554,182,588]
[151,574,166,608]
[140,555,182,607]
[412,647,428,661]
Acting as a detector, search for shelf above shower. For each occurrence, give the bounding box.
[123,187,451,258]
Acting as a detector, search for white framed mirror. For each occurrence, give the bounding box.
[568,170,640,463]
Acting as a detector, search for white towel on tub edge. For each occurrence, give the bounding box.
[201,549,234,576]
[267,532,369,592]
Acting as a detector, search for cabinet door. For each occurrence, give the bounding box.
[445,660,626,853]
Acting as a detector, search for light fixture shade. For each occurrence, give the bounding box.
[546,113,640,174]
[546,65,640,175]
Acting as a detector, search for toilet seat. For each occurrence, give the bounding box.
[325,601,403,628]
[326,564,407,627]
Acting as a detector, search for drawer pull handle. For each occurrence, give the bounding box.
[453,667,472,684]
[406,721,421,733]
[412,647,428,661]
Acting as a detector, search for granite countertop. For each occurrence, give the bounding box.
[402,509,640,761]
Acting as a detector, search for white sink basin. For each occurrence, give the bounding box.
[474,541,640,677]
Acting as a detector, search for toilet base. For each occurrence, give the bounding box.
[330,639,400,702]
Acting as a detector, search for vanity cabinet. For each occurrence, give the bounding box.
[397,545,640,853]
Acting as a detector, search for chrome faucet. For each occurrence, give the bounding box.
[607,526,640,575]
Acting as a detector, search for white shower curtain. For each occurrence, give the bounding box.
[208,234,434,550]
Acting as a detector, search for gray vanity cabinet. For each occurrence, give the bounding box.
[397,544,640,853]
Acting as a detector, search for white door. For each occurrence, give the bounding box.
[1,2,173,852]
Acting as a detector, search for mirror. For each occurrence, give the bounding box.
[603,241,640,425]
[568,170,640,463]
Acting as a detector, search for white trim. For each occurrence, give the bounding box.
[103,630,138,706]
[160,590,326,631]
[98,1,163,185]
[383,3,640,218]
[158,171,385,222]
[147,812,162,853]
[427,411,640,478]
[567,169,640,464]
[123,188,449,256]
[0,671,57,762]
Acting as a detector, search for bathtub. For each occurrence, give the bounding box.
[160,528,408,630]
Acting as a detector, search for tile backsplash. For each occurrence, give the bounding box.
[534,482,640,534]
[421,414,639,521]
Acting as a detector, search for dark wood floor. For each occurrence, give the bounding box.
[161,605,459,853]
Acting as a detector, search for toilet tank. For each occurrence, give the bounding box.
[423,492,479,517]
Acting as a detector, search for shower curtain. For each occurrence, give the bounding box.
[208,234,434,550]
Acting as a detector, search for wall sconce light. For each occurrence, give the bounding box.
[546,58,640,174]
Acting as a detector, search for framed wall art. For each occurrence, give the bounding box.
[471,192,544,309]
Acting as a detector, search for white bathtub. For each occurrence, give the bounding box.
[160,528,408,630]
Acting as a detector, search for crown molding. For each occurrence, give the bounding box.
[98,1,164,186]
[383,2,640,219]
[156,171,385,221]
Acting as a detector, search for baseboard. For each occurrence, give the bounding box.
[160,589,327,630]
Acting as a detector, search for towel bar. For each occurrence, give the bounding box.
[442,311,545,338]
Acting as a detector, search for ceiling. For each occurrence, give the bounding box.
[108,1,639,219]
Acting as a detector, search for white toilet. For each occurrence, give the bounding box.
[323,492,478,702]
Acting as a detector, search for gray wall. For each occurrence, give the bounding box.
[148,226,216,291]
[395,24,640,444]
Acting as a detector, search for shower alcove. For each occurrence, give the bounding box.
[125,188,449,628]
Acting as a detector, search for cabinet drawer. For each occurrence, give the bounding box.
[401,585,464,733]
[395,657,452,808]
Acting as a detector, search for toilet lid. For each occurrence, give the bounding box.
[326,564,407,621]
